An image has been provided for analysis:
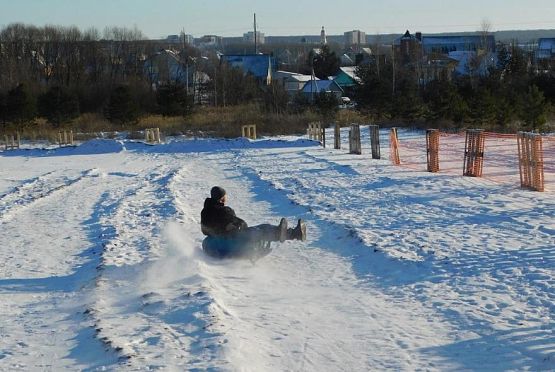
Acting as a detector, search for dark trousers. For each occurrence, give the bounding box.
[239,224,281,243]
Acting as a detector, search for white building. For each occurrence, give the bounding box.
[274,71,319,95]
[243,31,265,45]
[182,34,194,45]
[197,35,223,49]
[344,30,366,47]
[321,26,327,45]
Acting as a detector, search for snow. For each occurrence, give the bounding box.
[0,128,553,371]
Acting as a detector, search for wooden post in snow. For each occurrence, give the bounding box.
[369,125,380,159]
[349,124,361,154]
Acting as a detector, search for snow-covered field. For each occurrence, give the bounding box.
[0,128,553,371]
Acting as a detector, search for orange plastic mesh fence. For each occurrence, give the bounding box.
[389,128,401,165]
[426,129,440,173]
[394,130,555,191]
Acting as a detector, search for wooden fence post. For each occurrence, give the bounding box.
[241,125,257,140]
[334,123,341,149]
[307,122,323,146]
[3,134,19,150]
[369,125,380,159]
[349,124,361,154]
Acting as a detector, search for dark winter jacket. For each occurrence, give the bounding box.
[200,198,248,237]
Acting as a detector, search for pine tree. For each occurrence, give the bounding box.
[469,88,497,127]
[6,84,36,125]
[310,45,340,80]
[156,84,189,116]
[354,64,393,120]
[521,85,549,132]
[38,86,80,127]
[314,92,339,118]
[104,86,139,125]
[0,92,6,125]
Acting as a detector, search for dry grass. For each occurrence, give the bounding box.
[335,109,372,127]
[9,105,547,143]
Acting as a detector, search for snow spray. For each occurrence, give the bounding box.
[139,221,203,292]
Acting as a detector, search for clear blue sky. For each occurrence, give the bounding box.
[1,0,554,38]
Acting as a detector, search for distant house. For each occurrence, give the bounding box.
[333,67,360,90]
[221,54,276,85]
[143,49,188,87]
[421,55,459,83]
[422,35,496,54]
[393,30,497,78]
[301,79,344,100]
[274,71,318,95]
[197,35,223,49]
[537,38,555,60]
[393,30,423,66]
[340,53,355,66]
[448,50,496,76]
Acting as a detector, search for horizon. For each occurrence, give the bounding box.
[1,0,555,39]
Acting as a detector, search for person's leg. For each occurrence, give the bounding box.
[242,218,306,242]
[287,219,307,241]
[243,219,287,243]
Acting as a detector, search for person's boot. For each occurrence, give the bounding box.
[288,219,307,241]
[277,218,288,242]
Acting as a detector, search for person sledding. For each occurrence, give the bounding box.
[200,186,306,259]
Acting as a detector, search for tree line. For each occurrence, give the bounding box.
[354,42,555,132]
[0,22,553,133]
[0,23,278,129]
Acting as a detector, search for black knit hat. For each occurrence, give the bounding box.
[210,186,226,200]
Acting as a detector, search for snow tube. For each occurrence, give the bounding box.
[202,236,272,260]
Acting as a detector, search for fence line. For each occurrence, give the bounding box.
[389,128,553,191]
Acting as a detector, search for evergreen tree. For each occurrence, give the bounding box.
[289,92,311,114]
[521,85,549,132]
[423,80,468,124]
[38,86,80,126]
[104,85,139,125]
[156,84,189,116]
[310,45,340,80]
[6,84,36,124]
[314,92,339,118]
[469,88,497,127]
[532,74,555,105]
[392,77,424,122]
[0,92,6,125]
[354,64,393,119]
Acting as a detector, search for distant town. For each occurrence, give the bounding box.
[0,22,554,136]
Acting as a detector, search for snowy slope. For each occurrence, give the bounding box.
[0,131,553,371]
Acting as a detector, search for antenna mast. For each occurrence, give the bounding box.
[254,13,257,54]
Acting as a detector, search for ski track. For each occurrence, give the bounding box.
[0,165,123,370]
[1,136,554,371]
[90,155,228,370]
[0,169,93,223]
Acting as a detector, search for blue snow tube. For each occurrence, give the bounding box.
[202,236,272,260]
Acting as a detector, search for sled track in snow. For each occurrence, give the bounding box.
[88,163,223,368]
[89,167,178,363]
[0,169,94,222]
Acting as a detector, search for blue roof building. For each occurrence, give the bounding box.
[301,79,344,99]
[422,35,496,54]
[143,49,188,87]
[221,54,277,84]
[537,38,555,60]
